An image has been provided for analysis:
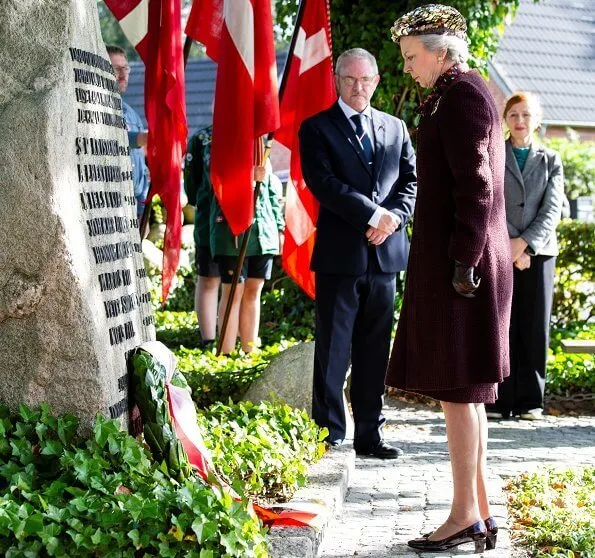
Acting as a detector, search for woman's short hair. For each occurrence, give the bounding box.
[417,34,469,64]
[335,48,379,76]
[503,91,543,123]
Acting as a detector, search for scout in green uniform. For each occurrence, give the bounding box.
[184,128,220,346]
[185,126,285,353]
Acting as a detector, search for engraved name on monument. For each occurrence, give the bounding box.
[70,45,155,420]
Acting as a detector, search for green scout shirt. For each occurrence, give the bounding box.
[184,126,285,257]
[184,128,213,249]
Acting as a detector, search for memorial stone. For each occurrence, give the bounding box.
[0,0,155,429]
[242,342,315,413]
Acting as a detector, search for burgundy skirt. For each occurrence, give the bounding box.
[401,383,497,404]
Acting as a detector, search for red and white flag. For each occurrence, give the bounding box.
[276,0,336,299]
[104,0,188,304]
[185,0,280,235]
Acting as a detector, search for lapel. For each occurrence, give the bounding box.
[328,102,373,176]
[522,144,545,181]
[505,140,524,187]
[371,108,386,180]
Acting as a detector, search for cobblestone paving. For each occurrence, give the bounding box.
[319,398,595,558]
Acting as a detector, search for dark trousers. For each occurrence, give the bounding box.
[495,255,555,414]
[312,258,396,450]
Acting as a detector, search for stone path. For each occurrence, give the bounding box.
[318,397,595,558]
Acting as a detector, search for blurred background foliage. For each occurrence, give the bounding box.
[276,0,522,126]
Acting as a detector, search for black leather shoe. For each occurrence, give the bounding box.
[408,521,486,552]
[484,516,498,550]
[327,439,344,448]
[355,441,403,459]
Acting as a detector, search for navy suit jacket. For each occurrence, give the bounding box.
[299,102,417,275]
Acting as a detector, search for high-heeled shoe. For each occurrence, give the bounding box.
[408,520,487,552]
[484,516,498,550]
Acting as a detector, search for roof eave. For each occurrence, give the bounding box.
[488,60,513,97]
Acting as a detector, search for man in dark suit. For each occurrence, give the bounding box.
[299,48,417,459]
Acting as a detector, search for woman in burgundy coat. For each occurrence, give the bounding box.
[386,5,513,553]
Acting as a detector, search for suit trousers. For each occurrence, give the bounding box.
[496,255,555,413]
[312,253,396,449]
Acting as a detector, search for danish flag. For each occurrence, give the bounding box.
[104,0,187,304]
[185,0,280,235]
[276,0,336,299]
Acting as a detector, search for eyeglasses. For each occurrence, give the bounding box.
[338,75,376,87]
[113,65,130,74]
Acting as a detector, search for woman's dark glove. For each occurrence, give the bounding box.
[452,261,481,298]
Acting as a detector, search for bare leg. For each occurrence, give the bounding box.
[429,401,482,541]
[195,276,220,342]
[218,282,245,354]
[475,403,491,519]
[239,278,265,353]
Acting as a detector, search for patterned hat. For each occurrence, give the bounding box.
[391,4,467,43]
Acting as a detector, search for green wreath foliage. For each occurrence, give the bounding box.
[130,350,194,481]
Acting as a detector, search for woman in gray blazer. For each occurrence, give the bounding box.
[487,92,565,420]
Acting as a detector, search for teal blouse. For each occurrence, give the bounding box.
[512,146,531,171]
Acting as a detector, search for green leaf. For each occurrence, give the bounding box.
[46,536,62,555]
[18,404,39,424]
[40,439,63,456]
[128,528,141,548]
[22,513,44,536]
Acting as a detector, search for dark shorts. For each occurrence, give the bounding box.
[218,255,274,284]
[195,246,220,277]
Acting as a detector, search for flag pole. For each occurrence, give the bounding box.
[216,138,265,355]
[216,1,308,355]
[264,0,307,151]
[183,36,194,66]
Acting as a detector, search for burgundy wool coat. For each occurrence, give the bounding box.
[385,71,513,395]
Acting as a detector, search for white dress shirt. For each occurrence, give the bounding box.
[337,97,382,228]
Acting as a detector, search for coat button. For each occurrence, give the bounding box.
[519,203,525,207]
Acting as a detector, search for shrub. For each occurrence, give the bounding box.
[549,322,595,354]
[552,220,595,326]
[505,467,595,556]
[547,322,595,397]
[163,261,196,312]
[0,404,267,557]
[198,401,327,502]
[544,132,595,200]
[148,258,196,313]
[156,311,201,348]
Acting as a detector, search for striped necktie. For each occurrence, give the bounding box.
[350,113,374,166]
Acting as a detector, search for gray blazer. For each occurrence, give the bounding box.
[504,140,565,256]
